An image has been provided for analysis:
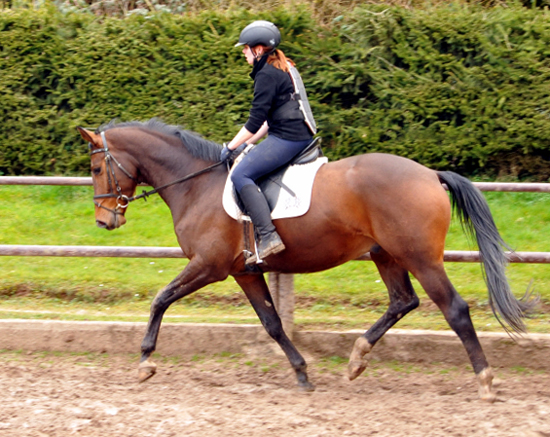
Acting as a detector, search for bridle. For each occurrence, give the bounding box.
[90,130,223,216]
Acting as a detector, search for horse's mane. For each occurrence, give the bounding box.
[97,118,223,162]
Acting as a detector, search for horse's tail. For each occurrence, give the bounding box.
[436,171,536,334]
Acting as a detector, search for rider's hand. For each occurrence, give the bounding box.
[220,144,232,162]
[233,143,247,157]
[221,143,248,163]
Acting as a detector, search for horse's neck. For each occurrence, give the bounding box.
[130,135,194,187]
[133,138,223,211]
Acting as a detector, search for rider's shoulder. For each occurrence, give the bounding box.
[258,63,286,79]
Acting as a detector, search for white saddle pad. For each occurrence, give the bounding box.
[222,154,328,222]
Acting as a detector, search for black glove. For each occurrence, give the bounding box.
[220,143,248,163]
[232,143,247,157]
[220,144,232,162]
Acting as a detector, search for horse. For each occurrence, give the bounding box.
[77,118,533,402]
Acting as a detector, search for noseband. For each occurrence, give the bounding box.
[90,131,223,217]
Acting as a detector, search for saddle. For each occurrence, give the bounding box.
[239,137,322,212]
[222,137,326,268]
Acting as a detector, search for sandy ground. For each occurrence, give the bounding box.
[0,349,549,437]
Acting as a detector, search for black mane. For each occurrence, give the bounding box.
[98,118,223,162]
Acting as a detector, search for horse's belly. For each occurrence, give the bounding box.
[272,237,376,275]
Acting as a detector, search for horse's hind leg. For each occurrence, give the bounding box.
[348,246,420,380]
[413,264,496,402]
[235,274,314,391]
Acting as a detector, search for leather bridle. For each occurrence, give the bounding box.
[90,131,138,216]
[90,130,223,217]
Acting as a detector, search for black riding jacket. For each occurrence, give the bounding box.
[244,55,312,141]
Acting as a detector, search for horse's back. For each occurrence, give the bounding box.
[317,152,446,206]
[331,152,435,180]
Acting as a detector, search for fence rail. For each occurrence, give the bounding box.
[2,245,550,264]
[0,176,93,186]
[2,176,550,192]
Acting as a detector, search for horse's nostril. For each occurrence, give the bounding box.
[96,220,108,229]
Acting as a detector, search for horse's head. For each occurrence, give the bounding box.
[77,126,139,230]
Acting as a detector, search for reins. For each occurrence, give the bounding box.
[128,161,223,202]
[91,131,223,215]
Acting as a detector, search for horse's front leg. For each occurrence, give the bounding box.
[234,274,314,391]
[138,258,225,382]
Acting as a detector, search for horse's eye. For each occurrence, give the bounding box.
[92,167,101,175]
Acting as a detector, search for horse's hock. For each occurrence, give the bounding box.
[0,319,549,372]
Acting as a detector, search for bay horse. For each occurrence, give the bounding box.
[77,119,532,402]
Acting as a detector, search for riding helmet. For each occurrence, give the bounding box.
[235,20,281,49]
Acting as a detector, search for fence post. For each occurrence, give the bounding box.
[268,272,295,340]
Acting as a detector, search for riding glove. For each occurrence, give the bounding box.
[220,144,232,162]
[220,143,247,163]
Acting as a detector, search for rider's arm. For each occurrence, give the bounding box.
[226,125,254,150]
[247,121,268,145]
[227,121,268,150]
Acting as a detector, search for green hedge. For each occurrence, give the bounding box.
[1,3,550,180]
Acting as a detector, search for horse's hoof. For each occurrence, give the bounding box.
[347,359,367,381]
[480,392,497,403]
[298,381,316,392]
[138,360,157,383]
[478,380,497,403]
[477,367,496,403]
[348,337,372,381]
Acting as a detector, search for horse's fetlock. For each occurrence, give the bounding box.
[140,342,155,356]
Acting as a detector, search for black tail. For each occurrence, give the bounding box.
[437,171,535,334]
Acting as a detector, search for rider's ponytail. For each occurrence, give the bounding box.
[267,49,294,72]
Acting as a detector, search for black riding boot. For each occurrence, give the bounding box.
[239,184,285,263]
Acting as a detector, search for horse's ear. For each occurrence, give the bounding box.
[76,126,99,146]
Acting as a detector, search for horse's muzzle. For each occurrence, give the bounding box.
[96,215,126,230]
[96,219,110,229]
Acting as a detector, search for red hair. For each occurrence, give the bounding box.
[252,46,294,72]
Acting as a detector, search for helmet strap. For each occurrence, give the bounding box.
[251,46,275,60]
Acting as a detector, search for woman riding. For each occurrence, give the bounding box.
[220,20,316,264]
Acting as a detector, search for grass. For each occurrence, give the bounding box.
[0,184,549,333]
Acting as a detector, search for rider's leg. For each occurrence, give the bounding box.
[231,135,311,262]
[239,183,285,260]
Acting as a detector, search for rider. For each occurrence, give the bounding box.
[220,20,316,264]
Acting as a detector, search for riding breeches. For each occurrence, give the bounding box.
[230,134,312,193]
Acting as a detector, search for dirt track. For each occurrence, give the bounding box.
[1,350,549,437]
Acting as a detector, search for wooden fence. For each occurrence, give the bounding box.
[1,176,549,335]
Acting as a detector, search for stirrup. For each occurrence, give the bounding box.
[245,253,258,266]
[245,238,261,266]
[244,234,285,266]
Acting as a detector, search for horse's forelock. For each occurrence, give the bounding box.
[98,118,223,162]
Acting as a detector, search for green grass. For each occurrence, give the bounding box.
[0,184,550,333]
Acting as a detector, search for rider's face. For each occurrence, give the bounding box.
[243,45,256,65]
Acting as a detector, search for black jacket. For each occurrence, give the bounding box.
[244,56,312,141]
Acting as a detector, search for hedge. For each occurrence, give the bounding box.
[1,3,549,180]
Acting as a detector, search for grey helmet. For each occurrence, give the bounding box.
[235,20,281,49]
